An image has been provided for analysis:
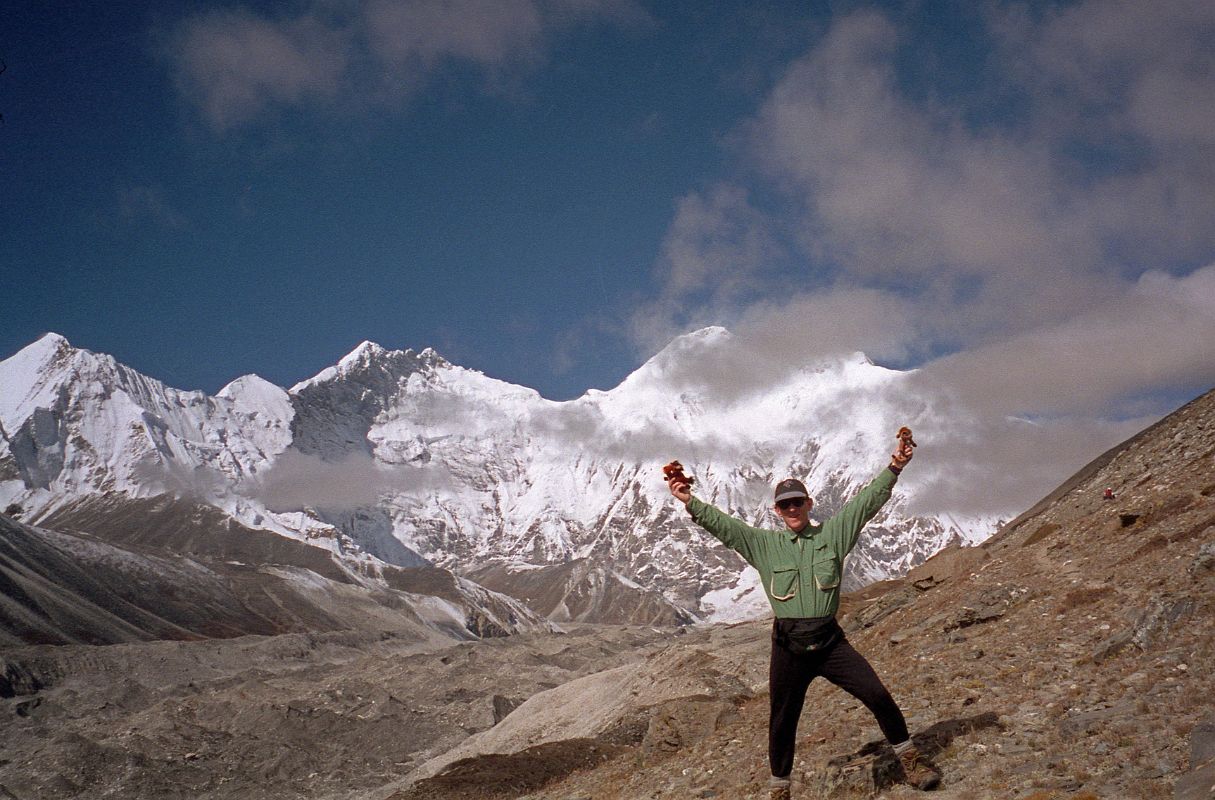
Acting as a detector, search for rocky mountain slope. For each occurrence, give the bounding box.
[0,331,988,624]
[1,386,1210,799]
[0,497,554,648]
[382,385,1215,800]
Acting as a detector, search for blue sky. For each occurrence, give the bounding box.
[2,0,1213,431]
[3,0,814,397]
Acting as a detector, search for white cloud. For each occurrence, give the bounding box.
[170,9,350,131]
[245,450,449,511]
[746,10,1125,330]
[992,0,1215,268]
[642,1,1215,386]
[912,265,1215,419]
[894,265,1215,515]
[899,411,1153,518]
[730,286,919,366]
[167,0,647,130]
[364,0,546,66]
[640,1,1214,343]
[631,184,787,352]
[632,1,1215,517]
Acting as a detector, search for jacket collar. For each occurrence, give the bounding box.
[785,521,819,542]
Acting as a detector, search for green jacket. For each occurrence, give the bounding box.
[686,467,898,619]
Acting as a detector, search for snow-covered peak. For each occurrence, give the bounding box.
[682,325,731,342]
[218,373,279,398]
[606,326,734,395]
[339,340,389,370]
[0,333,80,430]
[0,333,302,521]
[0,332,75,379]
[0,329,991,626]
[290,341,451,393]
[417,347,446,365]
[28,331,73,355]
[337,340,450,373]
[217,374,293,422]
[655,326,733,359]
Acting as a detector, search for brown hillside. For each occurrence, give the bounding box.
[397,388,1215,800]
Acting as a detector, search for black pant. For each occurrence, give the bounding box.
[769,621,909,778]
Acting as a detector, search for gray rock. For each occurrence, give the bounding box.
[921,611,951,629]
[1092,629,1136,663]
[640,698,740,763]
[1193,714,1215,766]
[1058,701,1136,737]
[849,586,918,630]
[1149,760,1175,778]
[1093,596,1196,662]
[810,746,903,797]
[1132,597,1197,650]
[1190,541,1215,577]
[943,584,1029,632]
[492,694,522,725]
[1173,759,1215,800]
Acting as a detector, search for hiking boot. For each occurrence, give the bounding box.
[768,777,792,800]
[897,745,941,790]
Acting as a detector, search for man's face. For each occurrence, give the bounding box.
[774,495,812,532]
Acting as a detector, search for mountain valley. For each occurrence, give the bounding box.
[1,376,1210,798]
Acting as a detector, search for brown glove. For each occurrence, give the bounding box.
[662,460,694,487]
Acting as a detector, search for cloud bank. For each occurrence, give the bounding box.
[632,0,1215,516]
[243,450,450,511]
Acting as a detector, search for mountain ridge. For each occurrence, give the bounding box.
[1,494,555,648]
[1,332,989,624]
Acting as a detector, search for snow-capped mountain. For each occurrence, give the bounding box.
[0,330,993,622]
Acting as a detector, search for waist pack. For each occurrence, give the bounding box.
[774,616,843,654]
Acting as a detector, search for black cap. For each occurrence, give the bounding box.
[773,478,809,503]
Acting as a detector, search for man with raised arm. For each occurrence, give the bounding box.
[665,431,940,799]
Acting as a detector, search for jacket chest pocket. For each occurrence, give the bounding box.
[769,564,799,601]
[813,542,840,590]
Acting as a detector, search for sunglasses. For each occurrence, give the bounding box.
[776,498,806,511]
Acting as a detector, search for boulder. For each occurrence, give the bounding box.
[1091,596,1195,662]
[1189,541,1215,577]
[1192,714,1215,768]
[943,585,1028,632]
[1174,760,1215,800]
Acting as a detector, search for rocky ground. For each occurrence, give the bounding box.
[0,624,678,799]
[389,389,1215,800]
[2,389,1212,800]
